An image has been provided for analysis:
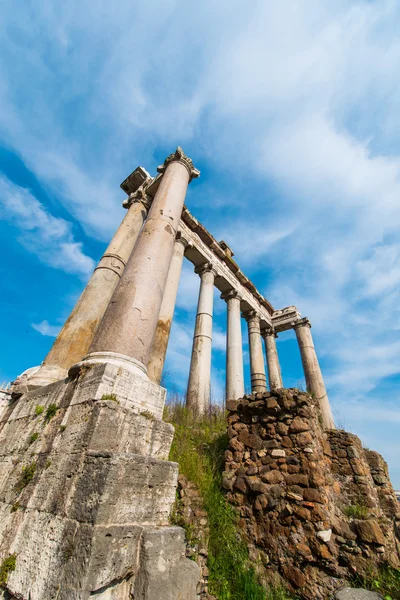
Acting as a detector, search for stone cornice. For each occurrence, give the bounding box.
[157,146,200,183]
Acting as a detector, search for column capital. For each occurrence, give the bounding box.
[195,262,216,277]
[242,309,261,323]
[157,146,200,183]
[175,231,193,250]
[262,326,278,338]
[220,289,241,303]
[293,317,312,330]
[122,184,151,210]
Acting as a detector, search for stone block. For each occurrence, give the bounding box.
[70,363,166,419]
[132,527,199,600]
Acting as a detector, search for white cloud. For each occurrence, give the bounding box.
[31,320,61,337]
[2,0,400,482]
[0,175,95,277]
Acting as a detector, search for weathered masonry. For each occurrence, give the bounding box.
[0,148,335,600]
[19,147,334,430]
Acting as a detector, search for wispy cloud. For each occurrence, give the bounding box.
[31,320,61,337]
[0,175,95,277]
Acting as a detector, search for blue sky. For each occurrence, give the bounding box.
[1,0,400,486]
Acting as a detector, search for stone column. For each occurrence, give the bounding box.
[147,233,192,385]
[27,187,151,388]
[244,311,267,393]
[263,328,283,390]
[294,318,335,429]
[186,264,216,415]
[222,291,244,401]
[73,147,199,376]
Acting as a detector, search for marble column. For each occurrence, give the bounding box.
[147,233,192,385]
[27,187,151,388]
[263,328,283,390]
[294,318,335,429]
[245,311,267,393]
[186,264,215,415]
[73,147,200,377]
[222,291,244,401]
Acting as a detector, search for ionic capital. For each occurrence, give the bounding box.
[262,326,278,339]
[176,231,193,250]
[122,184,151,211]
[242,309,261,324]
[220,289,241,303]
[157,146,200,183]
[293,317,312,330]
[195,262,216,277]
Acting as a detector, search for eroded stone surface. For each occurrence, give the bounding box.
[0,365,198,599]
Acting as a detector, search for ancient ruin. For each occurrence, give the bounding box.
[0,147,398,599]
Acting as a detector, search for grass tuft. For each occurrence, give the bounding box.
[0,553,17,586]
[165,400,293,600]
[15,462,36,493]
[28,432,39,445]
[352,565,400,599]
[45,404,58,422]
[140,409,156,421]
[34,405,44,416]
[343,504,369,520]
[101,393,119,403]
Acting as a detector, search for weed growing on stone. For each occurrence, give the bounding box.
[35,405,44,416]
[15,462,36,493]
[343,504,369,520]
[140,409,155,421]
[101,393,119,403]
[352,564,400,599]
[45,404,58,422]
[0,553,17,586]
[28,432,39,445]
[165,400,294,600]
[59,424,66,432]
[11,502,20,513]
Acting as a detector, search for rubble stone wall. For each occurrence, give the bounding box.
[222,389,400,600]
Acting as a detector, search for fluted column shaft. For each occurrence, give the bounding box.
[294,318,335,429]
[245,312,267,392]
[147,234,190,384]
[223,291,244,401]
[28,196,150,387]
[263,330,283,390]
[186,265,215,415]
[85,149,199,374]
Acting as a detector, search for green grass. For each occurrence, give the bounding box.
[165,401,293,600]
[34,405,44,416]
[28,432,39,445]
[101,393,119,403]
[0,553,17,586]
[15,462,36,494]
[343,504,369,520]
[45,403,58,422]
[352,565,400,600]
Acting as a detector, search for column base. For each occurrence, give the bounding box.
[69,351,147,378]
[11,364,67,396]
